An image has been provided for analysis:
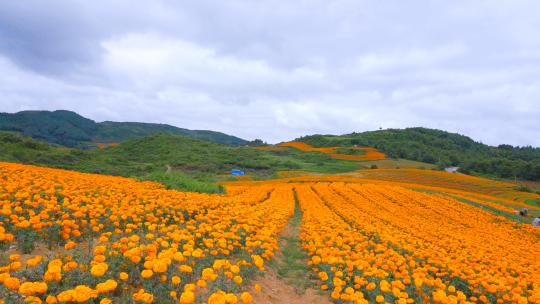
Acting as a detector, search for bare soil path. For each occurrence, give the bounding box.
[248,189,331,304]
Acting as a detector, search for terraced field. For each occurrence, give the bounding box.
[1,162,539,303]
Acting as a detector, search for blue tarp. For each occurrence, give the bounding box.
[230,169,245,176]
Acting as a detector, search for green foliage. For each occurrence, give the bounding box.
[0,110,96,147]
[0,110,248,147]
[140,171,224,194]
[298,128,540,181]
[95,121,247,146]
[335,147,367,155]
[246,139,267,146]
[15,228,39,254]
[514,184,540,195]
[525,198,540,208]
[0,131,87,166]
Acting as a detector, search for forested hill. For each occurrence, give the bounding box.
[0,110,248,147]
[297,127,540,181]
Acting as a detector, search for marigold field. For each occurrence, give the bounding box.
[1,162,539,304]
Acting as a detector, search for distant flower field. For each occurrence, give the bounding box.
[1,162,539,303]
[277,142,386,161]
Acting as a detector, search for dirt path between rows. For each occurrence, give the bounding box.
[248,190,331,304]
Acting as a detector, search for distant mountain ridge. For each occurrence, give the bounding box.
[0,110,248,147]
[296,127,540,181]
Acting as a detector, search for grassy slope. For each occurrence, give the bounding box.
[354,158,436,169]
[297,128,540,181]
[0,132,358,193]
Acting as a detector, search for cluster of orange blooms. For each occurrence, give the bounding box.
[0,162,294,303]
[252,170,539,216]
[296,182,540,304]
[277,142,386,161]
[357,168,540,203]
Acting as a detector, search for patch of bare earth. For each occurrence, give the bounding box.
[248,191,331,304]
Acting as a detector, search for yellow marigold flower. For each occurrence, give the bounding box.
[196,279,207,288]
[230,265,240,274]
[208,292,226,304]
[26,256,43,268]
[9,261,22,271]
[233,275,243,285]
[3,277,20,290]
[202,267,216,280]
[380,279,391,293]
[96,279,118,293]
[179,291,195,304]
[18,281,48,296]
[141,269,154,279]
[90,263,108,277]
[240,292,253,304]
[192,248,203,258]
[224,293,238,303]
[64,241,77,250]
[73,285,99,302]
[184,284,196,292]
[152,260,168,273]
[23,296,42,304]
[173,251,185,262]
[254,283,262,292]
[251,255,264,270]
[9,254,20,261]
[179,264,193,273]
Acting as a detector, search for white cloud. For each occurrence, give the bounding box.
[354,43,468,73]
[100,33,327,93]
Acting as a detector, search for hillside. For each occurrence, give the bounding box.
[296,128,540,181]
[0,131,358,192]
[0,110,248,147]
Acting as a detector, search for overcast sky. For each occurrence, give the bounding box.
[1,1,540,146]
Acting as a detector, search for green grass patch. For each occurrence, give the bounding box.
[514,184,540,195]
[357,158,436,169]
[272,189,312,294]
[525,198,540,208]
[335,147,366,155]
[139,171,224,194]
